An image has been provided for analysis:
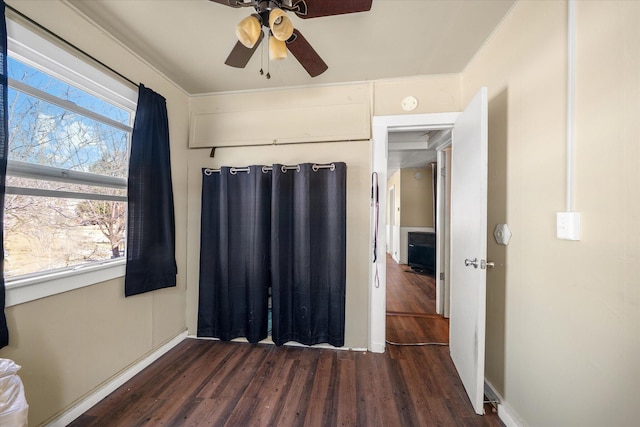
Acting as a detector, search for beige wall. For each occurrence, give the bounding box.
[187,86,372,348]
[189,84,371,148]
[374,75,462,115]
[0,1,189,425]
[463,1,640,425]
[386,167,436,228]
[186,141,371,348]
[400,167,434,228]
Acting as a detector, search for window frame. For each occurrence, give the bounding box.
[4,18,137,307]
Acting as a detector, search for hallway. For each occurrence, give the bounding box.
[385,254,449,347]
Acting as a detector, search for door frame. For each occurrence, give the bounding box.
[437,147,453,318]
[388,185,395,259]
[369,112,459,353]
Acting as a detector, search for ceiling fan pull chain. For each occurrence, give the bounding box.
[259,32,265,76]
[266,44,271,79]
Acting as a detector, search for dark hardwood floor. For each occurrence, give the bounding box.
[68,256,502,426]
[385,253,448,344]
[385,254,437,316]
[69,338,502,427]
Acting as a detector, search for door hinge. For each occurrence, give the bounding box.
[440,272,445,280]
[440,167,446,178]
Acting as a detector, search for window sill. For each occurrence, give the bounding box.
[5,259,126,307]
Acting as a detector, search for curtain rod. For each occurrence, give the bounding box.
[204,163,337,175]
[5,3,139,89]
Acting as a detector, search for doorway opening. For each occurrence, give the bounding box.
[369,112,459,354]
[370,88,489,415]
[383,128,453,345]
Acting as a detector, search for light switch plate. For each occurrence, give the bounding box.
[557,212,581,240]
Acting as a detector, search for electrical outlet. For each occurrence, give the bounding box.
[557,212,581,240]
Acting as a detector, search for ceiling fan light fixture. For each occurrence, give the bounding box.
[269,9,294,41]
[269,35,288,60]
[235,14,262,48]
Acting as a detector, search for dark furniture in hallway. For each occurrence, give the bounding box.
[408,231,436,275]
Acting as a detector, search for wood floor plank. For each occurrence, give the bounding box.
[386,254,436,314]
[354,352,382,427]
[359,350,414,427]
[397,348,454,426]
[180,397,231,427]
[196,342,267,399]
[303,351,336,427]
[221,344,290,426]
[246,357,295,425]
[274,348,318,426]
[333,354,357,426]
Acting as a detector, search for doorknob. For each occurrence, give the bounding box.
[464,258,478,268]
[481,260,495,269]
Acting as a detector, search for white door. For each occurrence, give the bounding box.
[449,87,488,415]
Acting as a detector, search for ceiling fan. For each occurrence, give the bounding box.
[209,0,373,77]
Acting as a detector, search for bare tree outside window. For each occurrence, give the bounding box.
[4,57,131,277]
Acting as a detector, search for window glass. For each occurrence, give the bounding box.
[4,195,126,277]
[4,56,132,279]
[7,57,130,125]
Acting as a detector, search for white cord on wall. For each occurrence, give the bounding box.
[557,0,581,241]
[566,0,576,212]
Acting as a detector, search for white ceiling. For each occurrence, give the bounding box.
[387,129,448,175]
[64,0,516,95]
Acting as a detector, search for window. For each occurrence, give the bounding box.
[4,18,137,304]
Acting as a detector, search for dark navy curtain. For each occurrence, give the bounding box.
[198,166,272,343]
[125,84,177,297]
[271,163,346,346]
[197,163,346,347]
[0,0,9,348]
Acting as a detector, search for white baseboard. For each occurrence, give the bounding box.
[369,341,385,353]
[46,331,188,427]
[484,379,526,427]
[187,334,368,353]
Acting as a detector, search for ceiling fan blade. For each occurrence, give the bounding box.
[225,32,264,68]
[286,29,328,77]
[208,0,242,7]
[292,0,372,19]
